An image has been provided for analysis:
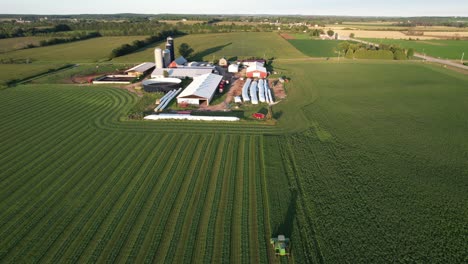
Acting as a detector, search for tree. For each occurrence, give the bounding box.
[327,29,334,37]
[266,106,273,120]
[163,70,169,78]
[349,33,355,38]
[178,43,194,58]
[345,49,354,59]
[407,48,414,58]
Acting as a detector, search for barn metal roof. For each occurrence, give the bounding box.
[246,63,267,73]
[125,62,155,73]
[177,73,223,100]
[151,68,214,78]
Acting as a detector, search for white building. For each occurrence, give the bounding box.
[124,62,156,77]
[177,73,223,106]
[151,68,214,79]
[228,64,239,73]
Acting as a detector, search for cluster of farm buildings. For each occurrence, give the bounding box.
[93,37,273,120]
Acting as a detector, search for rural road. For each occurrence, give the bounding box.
[348,38,468,71]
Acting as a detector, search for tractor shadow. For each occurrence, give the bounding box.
[272,189,298,257]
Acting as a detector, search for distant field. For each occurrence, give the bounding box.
[113,32,306,63]
[363,38,467,59]
[0,63,67,85]
[0,37,50,53]
[286,39,342,57]
[0,36,146,63]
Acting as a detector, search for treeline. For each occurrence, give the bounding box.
[338,41,411,60]
[110,30,184,58]
[0,24,71,39]
[38,32,101,47]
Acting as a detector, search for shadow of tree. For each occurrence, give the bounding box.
[191,42,233,61]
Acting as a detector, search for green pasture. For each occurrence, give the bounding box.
[113,32,306,63]
[0,63,67,86]
[0,36,146,63]
[363,38,467,60]
[0,36,50,53]
[286,39,342,57]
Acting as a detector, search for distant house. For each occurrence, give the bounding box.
[228,64,239,73]
[124,62,156,77]
[246,63,268,79]
[219,57,228,67]
[177,73,223,106]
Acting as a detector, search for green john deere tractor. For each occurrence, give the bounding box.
[270,235,290,257]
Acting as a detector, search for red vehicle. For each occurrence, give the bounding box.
[252,113,265,119]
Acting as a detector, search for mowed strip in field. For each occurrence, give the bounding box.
[0,85,272,263]
[112,32,306,63]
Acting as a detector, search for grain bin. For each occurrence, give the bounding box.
[154,48,164,69]
[163,49,171,67]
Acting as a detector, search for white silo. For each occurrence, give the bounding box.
[154,48,164,69]
[163,49,171,67]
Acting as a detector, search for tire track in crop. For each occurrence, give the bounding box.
[0,132,120,260]
[51,134,168,262]
[151,136,208,263]
[201,135,231,262]
[89,135,172,263]
[10,133,141,262]
[180,136,221,263]
[185,135,226,262]
[56,135,153,262]
[248,135,261,263]
[241,136,251,263]
[169,136,217,263]
[211,135,237,262]
[136,134,197,263]
[230,135,246,263]
[37,134,143,263]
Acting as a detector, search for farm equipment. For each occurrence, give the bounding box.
[252,113,265,119]
[270,235,290,257]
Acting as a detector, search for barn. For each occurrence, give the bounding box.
[246,63,268,78]
[124,62,156,77]
[177,73,223,106]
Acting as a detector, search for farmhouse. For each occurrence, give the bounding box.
[151,67,214,79]
[219,57,228,67]
[246,62,268,78]
[124,62,155,77]
[177,73,223,106]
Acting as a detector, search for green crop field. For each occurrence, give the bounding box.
[113,32,306,63]
[363,38,468,60]
[286,39,342,57]
[0,36,146,63]
[0,36,51,53]
[0,63,68,86]
[0,32,467,263]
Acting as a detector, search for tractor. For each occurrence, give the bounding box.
[270,235,290,257]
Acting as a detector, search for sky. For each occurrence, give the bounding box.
[3,0,468,17]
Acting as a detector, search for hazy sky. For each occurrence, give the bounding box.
[3,0,468,16]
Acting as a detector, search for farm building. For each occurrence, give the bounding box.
[177,73,223,106]
[124,62,156,77]
[240,59,266,67]
[219,57,228,67]
[228,64,239,73]
[246,63,268,78]
[151,68,214,79]
[168,56,188,68]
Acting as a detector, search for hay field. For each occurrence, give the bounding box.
[113,32,306,63]
[0,37,51,53]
